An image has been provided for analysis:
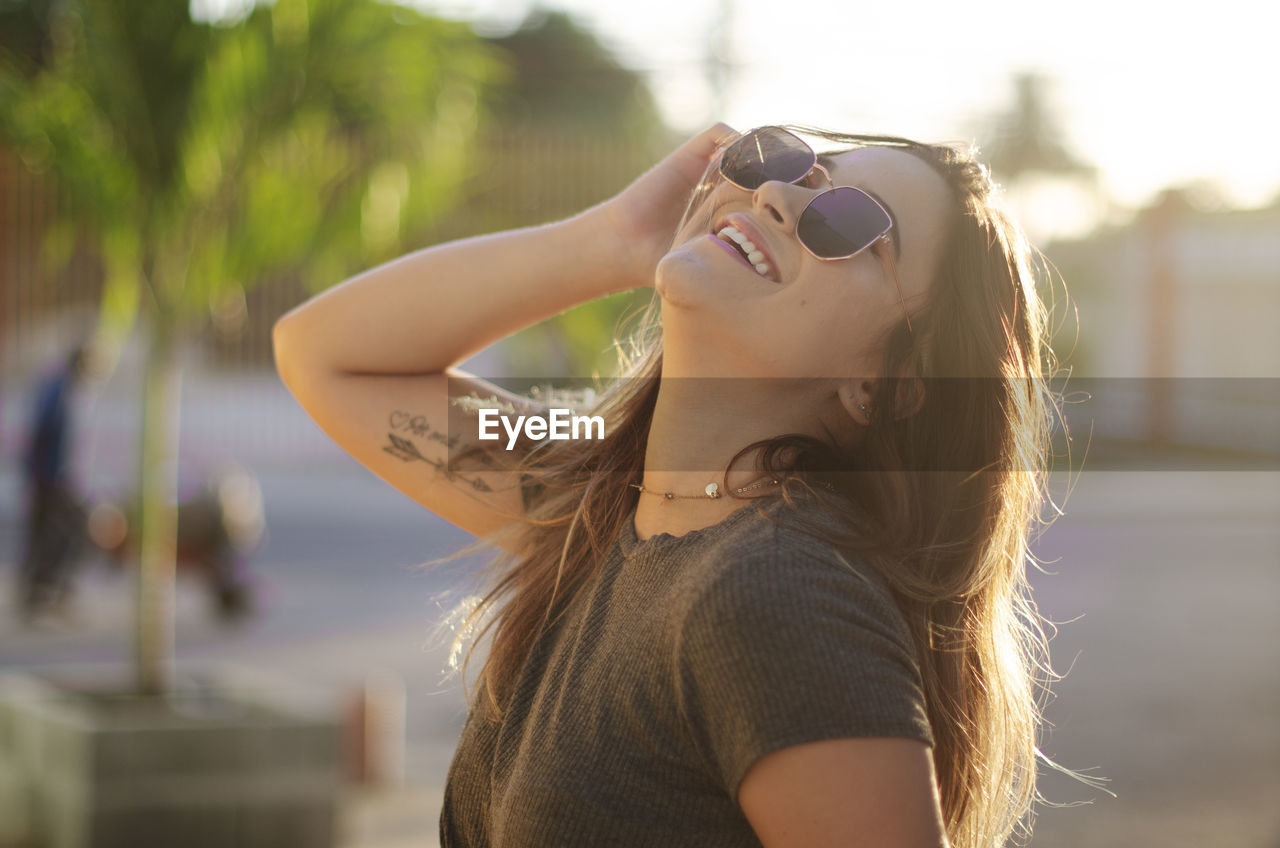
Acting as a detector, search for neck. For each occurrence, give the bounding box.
[632,375,826,540]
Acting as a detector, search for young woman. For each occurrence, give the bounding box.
[273,122,1063,847]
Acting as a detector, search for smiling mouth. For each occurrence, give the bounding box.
[708,234,754,269]
[709,225,778,282]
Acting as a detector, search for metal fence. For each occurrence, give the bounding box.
[1,128,664,379]
[1,147,106,379]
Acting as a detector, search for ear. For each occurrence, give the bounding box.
[836,380,877,427]
[837,376,927,424]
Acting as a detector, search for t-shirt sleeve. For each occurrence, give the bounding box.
[674,545,934,802]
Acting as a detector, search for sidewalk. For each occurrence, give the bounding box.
[0,570,464,848]
[342,786,442,848]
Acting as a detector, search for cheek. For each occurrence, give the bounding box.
[781,274,886,365]
[676,182,735,241]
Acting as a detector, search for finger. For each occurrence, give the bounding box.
[687,121,738,160]
[707,121,739,150]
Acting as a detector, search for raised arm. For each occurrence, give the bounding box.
[271,123,734,542]
[273,211,624,379]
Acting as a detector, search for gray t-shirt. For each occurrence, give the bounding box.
[439,494,933,847]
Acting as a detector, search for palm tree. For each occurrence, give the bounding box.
[982,71,1094,182]
[0,0,499,696]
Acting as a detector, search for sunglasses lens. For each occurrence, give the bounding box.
[798,187,891,258]
[719,127,815,190]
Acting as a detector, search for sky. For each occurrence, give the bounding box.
[194,0,1280,235]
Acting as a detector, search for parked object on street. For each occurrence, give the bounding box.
[87,463,266,622]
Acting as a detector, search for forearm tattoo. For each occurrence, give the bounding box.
[383,409,496,493]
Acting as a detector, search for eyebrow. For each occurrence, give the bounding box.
[817,153,902,260]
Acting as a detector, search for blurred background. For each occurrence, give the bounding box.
[0,0,1276,846]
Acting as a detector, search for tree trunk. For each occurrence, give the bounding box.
[134,307,182,697]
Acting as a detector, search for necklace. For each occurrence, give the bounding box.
[629,476,834,500]
[629,477,778,500]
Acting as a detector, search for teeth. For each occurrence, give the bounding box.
[715,226,773,280]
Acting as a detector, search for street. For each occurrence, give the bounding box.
[2,369,1277,846]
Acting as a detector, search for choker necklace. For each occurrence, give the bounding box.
[629,476,836,500]
[629,477,779,501]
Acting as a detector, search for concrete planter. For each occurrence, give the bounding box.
[0,664,342,848]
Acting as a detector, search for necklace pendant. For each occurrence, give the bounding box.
[705,482,720,498]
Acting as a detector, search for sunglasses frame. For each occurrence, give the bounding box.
[717,126,914,334]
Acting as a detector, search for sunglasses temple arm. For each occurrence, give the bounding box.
[816,163,909,333]
[881,235,913,334]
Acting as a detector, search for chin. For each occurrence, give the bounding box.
[657,242,755,310]
[655,250,713,309]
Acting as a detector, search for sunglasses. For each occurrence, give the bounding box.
[717,126,913,333]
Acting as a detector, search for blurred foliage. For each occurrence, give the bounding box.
[0,0,503,694]
[0,0,58,69]
[459,8,671,378]
[481,8,663,139]
[0,0,501,340]
[440,125,663,380]
[0,0,670,379]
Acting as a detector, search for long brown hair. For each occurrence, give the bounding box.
[427,127,1081,847]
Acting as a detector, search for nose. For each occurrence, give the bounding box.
[750,179,805,229]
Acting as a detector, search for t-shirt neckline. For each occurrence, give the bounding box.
[619,497,782,559]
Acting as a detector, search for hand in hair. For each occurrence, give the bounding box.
[597,122,737,289]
